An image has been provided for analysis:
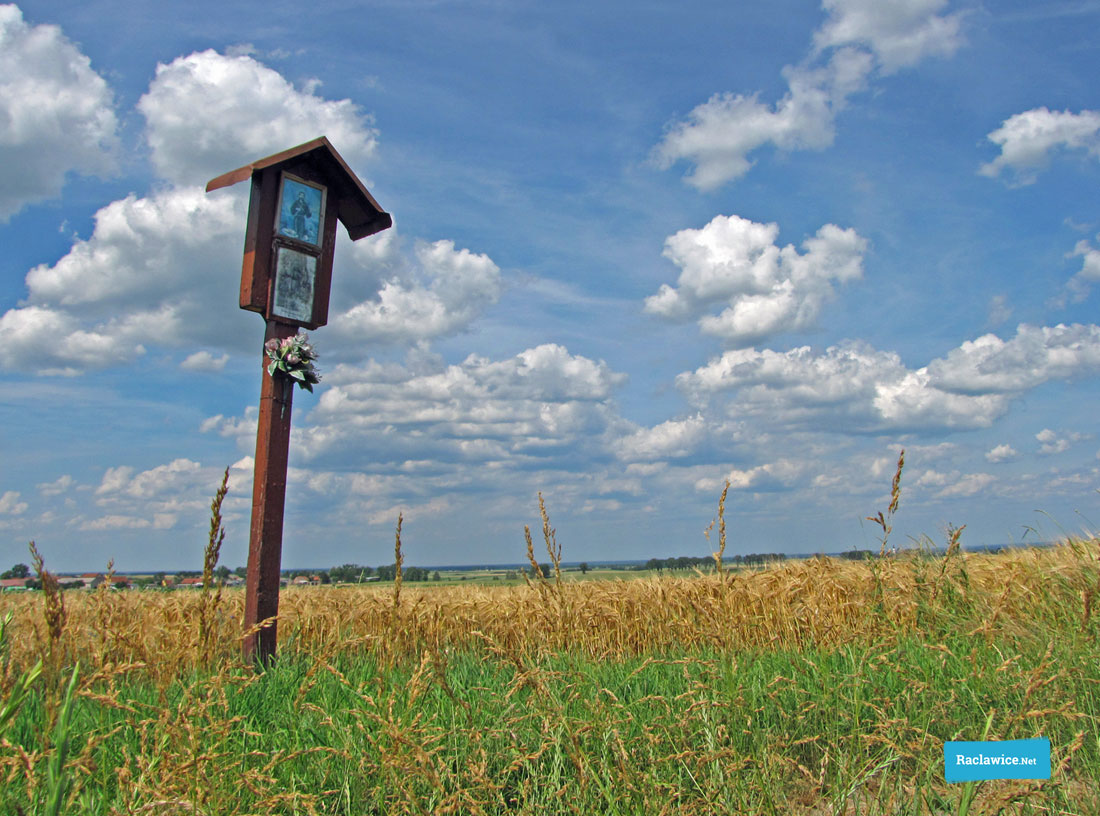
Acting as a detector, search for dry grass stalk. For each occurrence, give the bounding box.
[944,523,964,560]
[707,480,730,576]
[523,526,543,582]
[202,467,229,590]
[29,541,65,668]
[930,524,967,605]
[89,558,126,665]
[866,450,904,556]
[539,493,562,589]
[197,468,229,662]
[393,513,404,611]
[1083,571,1100,635]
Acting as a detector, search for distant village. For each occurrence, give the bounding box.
[0,562,397,592]
[0,549,911,593]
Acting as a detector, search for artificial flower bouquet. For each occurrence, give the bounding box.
[264,333,321,392]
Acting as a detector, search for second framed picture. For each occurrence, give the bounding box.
[271,246,317,324]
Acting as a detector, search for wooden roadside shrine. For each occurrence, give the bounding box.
[206,137,391,663]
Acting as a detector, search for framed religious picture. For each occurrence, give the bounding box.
[275,174,326,248]
[271,246,317,324]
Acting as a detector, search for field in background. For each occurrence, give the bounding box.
[2,534,1099,814]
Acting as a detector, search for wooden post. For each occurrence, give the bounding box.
[243,319,298,663]
[206,138,391,665]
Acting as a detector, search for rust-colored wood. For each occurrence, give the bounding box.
[240,167,280,315]
[232,159,345,330]
[242,320,298,664]
[310,192,340,328]
[209,137,392,665]
[206,136,392,241]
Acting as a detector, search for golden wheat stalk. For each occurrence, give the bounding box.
[202,467,230,590]
[393,512,404,610]
[711,480,730,575]
[867,449,905,556]
[539,493,562,589]
[524,525,543,582]
[29,541,65,662]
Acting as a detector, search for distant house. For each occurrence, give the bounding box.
[179,577,205,588]
[0,577,30,591]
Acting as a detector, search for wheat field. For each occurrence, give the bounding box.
[0,540,1094,679]
[2,468,1099,814]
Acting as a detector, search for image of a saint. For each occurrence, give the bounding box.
[277,176,324,247]
[291,192,311,239]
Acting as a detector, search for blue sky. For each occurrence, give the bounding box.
[4,0,1100,573]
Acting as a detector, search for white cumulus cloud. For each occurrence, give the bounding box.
[80,515,152,531]
[37,474,73,496]
[813,0,965,73]
[985,444,1016,463]
[0,491,28,515]
[925,324,1100,394]
[934,472,994,498]
[654,49,872,190]
[138,49,378,186]
[980,107,1100,185]
[22,188,242,312]
[677,343,997,433]
[1035,428,1087,456]
[0,304,147,376]
[331,239,502,345]
[615,415,707,461]
[676,323,1100,434]
[1064,237,1100,302]
[708,459,806,493]
[646,214,867,346]
[655,0,963,189]
[288,344,627,466]
[0,187,244,372]
[180,350,230,372]
[2,48,501,375]
[0,4,118,219]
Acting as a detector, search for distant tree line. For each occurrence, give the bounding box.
[838,549,876,560]
[1,563,30,579]
[0,560,446,591]
[642,553,787,572]
[328,564,374,583]
[328,563,439,583]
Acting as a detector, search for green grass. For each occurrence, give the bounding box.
[3,607,1098,815]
